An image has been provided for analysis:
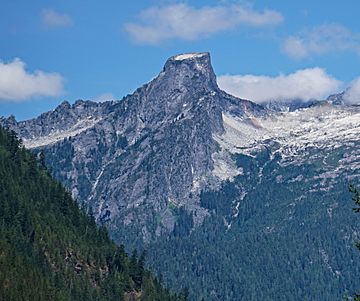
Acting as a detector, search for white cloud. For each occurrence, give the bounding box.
[217,68,342,103]
[283,24,360,59]
[94,93,115,102]
[0,58,64,102]
[125,3,283,44]
[344,77,360,104]
[42,9,73,27]
[282,36,308,59]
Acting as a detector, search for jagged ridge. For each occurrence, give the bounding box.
[1,53,264,244]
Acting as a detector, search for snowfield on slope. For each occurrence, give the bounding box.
[212,103,360,184]
[23,117,102,149]
[215,104,360,158]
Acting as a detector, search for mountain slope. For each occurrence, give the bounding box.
[2,52,360,300]
[147,144,360,300]
[1,52,265,245]
[0,126,183,301]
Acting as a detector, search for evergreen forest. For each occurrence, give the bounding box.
[0,126,186,301]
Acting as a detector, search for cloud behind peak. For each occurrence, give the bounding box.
[218,68,342,103]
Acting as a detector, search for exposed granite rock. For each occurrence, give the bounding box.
[326,91,345,105]
[1,52,265,242]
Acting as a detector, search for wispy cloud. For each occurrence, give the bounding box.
[283,24,360,59]
[218,68,342,103]
[94,93,115,102]
[42,9,73,27]
[344,77,360,104]
[0,58,64,102]
[125,3,283,44]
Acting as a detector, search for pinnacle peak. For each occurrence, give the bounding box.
[59,100,71,106]
[161,52,217,89]
[166,52,211,66]
[171,52,209,61]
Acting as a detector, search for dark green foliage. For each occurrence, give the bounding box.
[350,184,360,213]
[173,207,194,237]
[142,147,360,301]
[0,127,182,301]
[117,135,128,149]
[200,180,237,216]
[129,250,146,289]
[349,185,360,301]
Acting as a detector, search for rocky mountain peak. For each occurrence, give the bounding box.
[160,52,218,91]
[0,52,265,243]
[326,91,345,105]
[57,100,71,110]
[126,52,223,134]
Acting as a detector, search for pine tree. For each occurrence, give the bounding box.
[349,185,360,301]
[0,126,181,301]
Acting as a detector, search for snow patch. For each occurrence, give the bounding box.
[233,191,247,218]
[173,53,207,61]
[213,105,360,185]
[23,117,102,148]
[212,150,242,181]
[215,105,360,161]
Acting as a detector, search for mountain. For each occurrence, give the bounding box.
[147,101,360,300]
[262,98,318,112]
[0,126,185,301]
[261,91,348,112]
[1,52,265,245]
[2,52,360,300]
[326,91,346,105]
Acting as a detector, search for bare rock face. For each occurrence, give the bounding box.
[3,53,360,300]
[1,52,264,243]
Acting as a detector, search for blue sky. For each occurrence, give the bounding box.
[1,0,360,120]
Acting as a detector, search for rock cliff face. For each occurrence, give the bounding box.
[3,52,360,300]
[1,53,264,242]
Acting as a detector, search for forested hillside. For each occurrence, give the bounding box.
[0,126,185,301]
[3,53,360,300]
[145,148,360,300]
